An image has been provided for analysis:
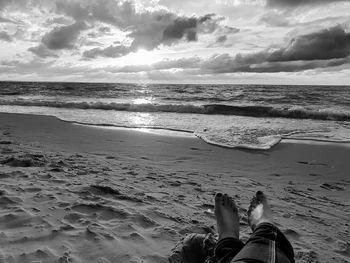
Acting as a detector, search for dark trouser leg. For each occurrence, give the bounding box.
[214,237,245,263]
[169,233,217,263]
[232,223,295,263]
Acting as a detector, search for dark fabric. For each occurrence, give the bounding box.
[169,223,295,263]
[168,233,218,263]
[214,223,295,263]
[214,238,245,263]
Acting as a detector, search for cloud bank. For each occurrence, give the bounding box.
[201,25,350,73]
[266,0,347,7]
[1,0,350,84]
[51,0,229,58]
[29,21,88,58]
[102,25,350,74]
[41,21,88,50]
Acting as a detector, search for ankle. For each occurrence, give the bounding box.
[255,219,273,228]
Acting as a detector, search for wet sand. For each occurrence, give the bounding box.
[0,112,349,262]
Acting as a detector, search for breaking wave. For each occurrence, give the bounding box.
[0,100,349,121]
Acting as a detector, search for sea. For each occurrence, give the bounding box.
[0,81,349,150]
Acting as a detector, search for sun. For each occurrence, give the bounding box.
[121,49,162,65]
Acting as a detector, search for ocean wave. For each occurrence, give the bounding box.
[1,106,350,150]
[0,91,22,95]
[56,119,282,150]
[195,132,282,150]
[0,100,349,121]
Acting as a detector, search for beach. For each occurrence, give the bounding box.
[1,0,350,261]
[0,112,348,262]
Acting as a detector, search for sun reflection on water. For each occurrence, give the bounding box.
[132,98,153,104]
[129,112,154,127]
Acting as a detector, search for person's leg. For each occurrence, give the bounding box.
[214,193,245,263]
[232,191,295,263]
[168,233,217,263]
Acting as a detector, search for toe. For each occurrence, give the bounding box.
[256,191,266,204]
[230,197,238,212]
[223,194,228,206]
[227,195,233,206]
[215,192,223,204]
[227,196,237,212]
[247,196,257,216]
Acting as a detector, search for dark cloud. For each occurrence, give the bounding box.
[216,35,227,43]
[41,21,88,50]
[246,58,350,72]
[201,26,350,73]
[83,45,129,58]
[266,0,347,7]
[128,13,224,52]
[163,17,197,41]
[201,54,350,74]
[0,31,12,42]
[82,11,224,58]
[268,26,350,62]
[29,20,88,58]
[56,0,127,26]
[55,0,226,57]
[79,26,350,74]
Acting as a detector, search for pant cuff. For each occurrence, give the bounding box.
[214,237,245,263]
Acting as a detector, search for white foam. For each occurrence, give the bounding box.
[0,105,349,150]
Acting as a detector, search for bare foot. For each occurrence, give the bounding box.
[214,193,240,240]
[247,191,273,231]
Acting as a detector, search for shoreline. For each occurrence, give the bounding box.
[0,112,349,262]
[2,111,350,150]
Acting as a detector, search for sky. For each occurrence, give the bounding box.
[0,0,350,84]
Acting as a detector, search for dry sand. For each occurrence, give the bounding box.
[0,112,349,263]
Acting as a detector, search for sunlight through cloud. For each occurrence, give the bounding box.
[122,49,162,65]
